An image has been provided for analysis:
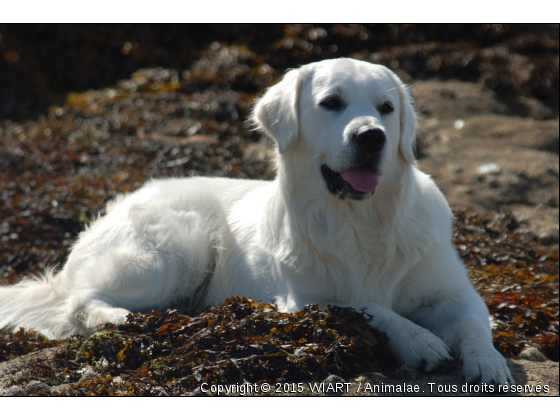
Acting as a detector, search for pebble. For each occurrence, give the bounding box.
[393,364,420,380]
[4,386,25,396]
[78,367,101,383]
[26,380,51,394]
[322,374,347,396]
[477,163,502,175]
[518,347,546,362]
[454,119,465,130]
[186,387,210,396]
[368,371,388,381]
[150,387,169,396]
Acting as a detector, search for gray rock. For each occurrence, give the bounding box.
[78,367,101,383]
[186,387,210,396]
[51,384,72,395]
[4,386,25,396]
[26,380,51,395]
[368,372,388,382]
[322,374,347,396]
[519,347,546,362]
[393,364,421,380]
[150,387,169,396]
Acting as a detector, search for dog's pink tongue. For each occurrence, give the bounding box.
[341,167,379,193]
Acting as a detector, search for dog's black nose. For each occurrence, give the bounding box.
[355,128,386,152]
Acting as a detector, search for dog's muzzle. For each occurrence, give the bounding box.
[321,163,379,201]
[322,128,385,201]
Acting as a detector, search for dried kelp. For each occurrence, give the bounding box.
[454,211,558,360]
[1,299,393,396]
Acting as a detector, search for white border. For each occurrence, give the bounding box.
[2,1,553,23]
[0,396,557,414]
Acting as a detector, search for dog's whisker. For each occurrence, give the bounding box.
[313,146,336,161]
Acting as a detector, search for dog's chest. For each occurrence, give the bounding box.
[279,217,413,305]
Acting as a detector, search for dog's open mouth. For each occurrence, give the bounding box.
[321,164,379,200]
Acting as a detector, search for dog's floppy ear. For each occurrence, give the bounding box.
[252,68,304,154]
[392,74,418,165]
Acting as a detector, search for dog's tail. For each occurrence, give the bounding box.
[0,268,75,339]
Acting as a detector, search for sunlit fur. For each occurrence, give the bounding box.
[0,58,512,384]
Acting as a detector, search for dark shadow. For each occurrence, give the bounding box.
[1,24,558,121]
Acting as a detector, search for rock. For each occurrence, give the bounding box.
[51,384,72,395]
[26,380,51,395]
[368,371,388,381]
[454,119,465,130]
[477,163,502,176]
[4,386,25,396]
[78,367,101,383]
[541,234,558,246]
[519,347,547,362]
[186,388,210,396]
[412,80,509,120]
[416,104,559,243]
[393,364,421,380]
[150,387,169,396]
[322,374,347,396]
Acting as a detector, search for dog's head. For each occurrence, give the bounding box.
[253,58,417,201]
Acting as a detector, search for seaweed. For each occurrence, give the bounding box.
[1,299,393,396]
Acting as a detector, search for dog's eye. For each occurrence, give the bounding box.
[378,102,394,115]
[320,96,345,111]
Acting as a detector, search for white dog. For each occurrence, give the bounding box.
[0,58,512,384]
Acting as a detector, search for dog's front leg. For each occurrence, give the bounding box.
[424,295,514,385]
[407,241,514,384]
[362,303,453,371]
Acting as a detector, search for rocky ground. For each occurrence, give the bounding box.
[0,350,558,396]
[413,80,558,245]
[0,25,558,396]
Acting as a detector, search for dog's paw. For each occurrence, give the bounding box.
[74,306,130,334]
[462,348,514,385]
[95,307,130,328]
[391,329,453,372]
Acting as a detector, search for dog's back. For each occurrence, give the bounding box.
[0,177,269,338]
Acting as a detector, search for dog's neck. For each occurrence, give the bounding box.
[259,150,422,298]
[268,149,417,257]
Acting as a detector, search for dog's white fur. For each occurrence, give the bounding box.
[0,58,512,384]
